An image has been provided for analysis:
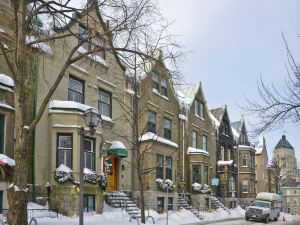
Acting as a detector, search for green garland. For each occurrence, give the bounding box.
[54,170,107,191]
[156,179,176,192]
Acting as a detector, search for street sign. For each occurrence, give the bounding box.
[211,178,219,186]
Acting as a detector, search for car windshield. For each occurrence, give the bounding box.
[251,200,271,208]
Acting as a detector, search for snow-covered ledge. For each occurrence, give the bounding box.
[139,132,178,148]
[217,160,237,167]
[49,100,113,123]
[187,147,209,156]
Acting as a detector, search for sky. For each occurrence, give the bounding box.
[158,0,300,164]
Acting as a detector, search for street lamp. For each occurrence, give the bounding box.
[79,108,101,225]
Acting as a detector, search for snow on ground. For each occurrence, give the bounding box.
[201,206,245,221]
[24,203,300,225]
[28,202,199,225]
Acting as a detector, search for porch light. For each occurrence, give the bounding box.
[83,108,101,135]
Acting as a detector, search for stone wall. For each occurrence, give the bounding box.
[190,194,211,211]
[133,191,178,213]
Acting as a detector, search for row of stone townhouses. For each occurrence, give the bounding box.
[0,0,281,216]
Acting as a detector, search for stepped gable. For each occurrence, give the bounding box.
[275,135,294,149]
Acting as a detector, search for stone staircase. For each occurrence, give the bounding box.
[178,196,203,220]
[210,196,230,212]
[105,191,141,219]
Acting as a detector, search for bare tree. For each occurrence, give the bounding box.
[242,34,300,135]
[0,0,183,224]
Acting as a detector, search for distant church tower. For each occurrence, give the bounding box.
[272,135,298,181]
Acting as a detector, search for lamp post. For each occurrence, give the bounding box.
[79,108,101,225]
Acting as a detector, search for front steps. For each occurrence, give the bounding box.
[178,196,204,220]
[105,191,141,219]
[210,196,230,212]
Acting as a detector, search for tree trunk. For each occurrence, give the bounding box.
[7,1,33,224]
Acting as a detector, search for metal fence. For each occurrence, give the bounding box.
[0,209,58,223]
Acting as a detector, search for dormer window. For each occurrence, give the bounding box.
[195,99,204,118]
[161,79,168,97]
[152,73,159,91]
[78,26,89,51]
[78,26,105,60]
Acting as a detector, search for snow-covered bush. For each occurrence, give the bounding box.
[192,183,212,194]
[156,179,176,192]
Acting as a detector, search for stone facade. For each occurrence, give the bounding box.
[210,106,238,208]
[281,182,300,215]
[255,135,269,193]
[272,135,298,182]
[133,57,180,212]
[29,8,133,215]
[231,119,256,207]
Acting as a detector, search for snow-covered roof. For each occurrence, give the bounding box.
[209,111,220,127]
[0,102,14,110]
[175,82,201,110]
[0,154,15,167]
[49,100,92,112]
[187,147,209,156]
[49,100,113,123]
[255,135,266,155]
[0,74,14,87]
[56,164,72,173]
[26,36,53,55]
[139,132,178,148]
[109,141,126,150]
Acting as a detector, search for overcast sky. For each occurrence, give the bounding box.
[158,0,300,164]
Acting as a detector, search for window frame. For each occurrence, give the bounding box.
[161,79,168,97]
[192,164,201,184]
[163,118,172,140]
[152,72,160,92]
[242,154,248,167]
[98,89,112,118]
[156,154,164,179]
[202,135,208,151]
[221,146,225,161]
[68,75,84,104]
[83,137,96,171]
[56,133,73,169]
[242,180,248,193]
[157,197,164,213]
[168,197,173,211]
[192,130,198,148]
[84,194,95,212]
[204,165,209,184]
[148,111,157,133]
[165,156,172,180]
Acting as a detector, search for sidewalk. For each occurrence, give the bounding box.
[183,216,244,225]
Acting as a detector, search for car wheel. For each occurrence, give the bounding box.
[274,213,279,221]
[265,215,269,224]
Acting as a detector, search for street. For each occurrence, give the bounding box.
[185,217,300,225]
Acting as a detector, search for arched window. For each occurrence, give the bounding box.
[229,176,235,192]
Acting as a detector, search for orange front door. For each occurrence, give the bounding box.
[105,157,118,192]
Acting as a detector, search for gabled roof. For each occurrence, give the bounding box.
[176,82,201,109]
[275,135,294,149]
[209,106,226,123]
[231,121,242,139]
[255,134,267,155]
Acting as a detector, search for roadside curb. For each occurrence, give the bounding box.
[183,216,244,225]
